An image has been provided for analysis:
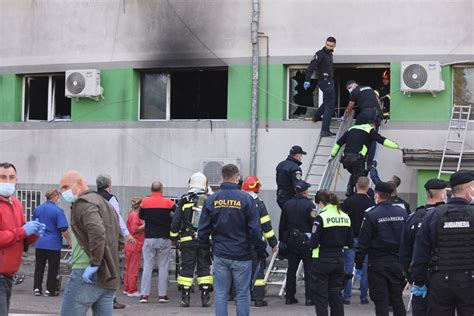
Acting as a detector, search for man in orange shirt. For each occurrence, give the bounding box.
[0,162,45,315]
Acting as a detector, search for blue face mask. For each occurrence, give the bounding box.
[0,183,16,197]
[62,189,78,203]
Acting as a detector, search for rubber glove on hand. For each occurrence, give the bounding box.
[34,219,46,237]
[411,285,428,298]
[354,269,363,280]
[82,265,99,284]
[303,81,310,90]
[22,221,42,237]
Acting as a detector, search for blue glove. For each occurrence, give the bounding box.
[22,221,42,236]
[33,219,46,237]
[279,242,287,250]
[303,81,310,90]
[412,285,427,298]
[354,269,363,280]
[82,265,99,284]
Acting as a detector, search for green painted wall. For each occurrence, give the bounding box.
[227,64,286,121]
[0,75,22,122]
[72,69,139,121]
[416,169,449,206]
[390,63,452,122]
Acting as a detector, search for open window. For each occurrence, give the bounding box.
[453,65,474,119]
[23,74,71,121]
[287,64,390,120]
[139,68,228,120]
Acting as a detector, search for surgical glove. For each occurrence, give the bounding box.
[22,221,42,237]
[34,219,46,237]
[303,81,310,90]
[82,265,99,284]
[411,285,427,298]
[354,269,363,280]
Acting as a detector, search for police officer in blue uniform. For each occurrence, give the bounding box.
[344,80,383,127]
[198,164,267,316]
[276,145,306,209]
[411,171,474,315]
[279,180,316,305]
[399,178,446,316]
[303,36,337,137]
[355,181,407,316]
[310,190,353,316]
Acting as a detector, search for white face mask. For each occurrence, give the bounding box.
[347,87,354,94]
[0,183,16,197]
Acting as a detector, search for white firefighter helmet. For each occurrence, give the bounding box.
[188,172,208,191]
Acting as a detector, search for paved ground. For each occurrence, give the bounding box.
[10,259,411,315]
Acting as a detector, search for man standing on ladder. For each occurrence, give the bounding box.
[330,121,400,197]
[303,36,337,137]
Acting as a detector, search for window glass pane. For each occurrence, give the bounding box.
[453,67,474,106]
[140,73,168,119]
[26,77,49,121]
[288,68,319,119]
[53,75,71,119]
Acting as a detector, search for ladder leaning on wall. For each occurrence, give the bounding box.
[438,104,472,178]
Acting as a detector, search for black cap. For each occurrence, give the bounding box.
[449,170,474,188]
[424,178,448,190]
[295,180,311,193]
[374,181,394,194]
[290,145,307,155]
[346,80,356,87]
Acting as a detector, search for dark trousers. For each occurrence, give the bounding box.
[311,258,344,316]
[427,271,474,316]
[179,242,212,287]
[286,251,312,300]
[34,248,61,292]
[314,79,336,133]
[412,295,427,316]
[251,253,267,301]
[0,277,13,315]
[277,192,292,211]
[342,154,366,196]
[368,263,406,316]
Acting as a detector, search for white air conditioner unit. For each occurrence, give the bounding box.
[400,61,445,95]
[65,69,103,100]
[202,159,241,186]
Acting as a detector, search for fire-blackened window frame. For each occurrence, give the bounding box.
[139,68,228,121]
[22,74,71,122]
[453,65,474,119]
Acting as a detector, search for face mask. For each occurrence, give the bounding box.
[0,183,16,197]
[347,87,354,93]
[62,189,78,203]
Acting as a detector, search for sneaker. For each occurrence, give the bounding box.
[159,296,170,303]
[122,291,128,295]
[113,299,126,309]
[343,299,350,305]
[139,295,148,303]
[44,290,59,297]
[320,131,336,137]
[126,291,141,297]
[361,299,369,305]
[34,289,41,296]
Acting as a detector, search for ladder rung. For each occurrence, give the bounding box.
[310,163,327,167]
[270,269,287,274]
[443,154,461,158]
[447,139,463,143]
[439,171,456,174]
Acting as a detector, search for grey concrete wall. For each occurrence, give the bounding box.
[1,0,472,72]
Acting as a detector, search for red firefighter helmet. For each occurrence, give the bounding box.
[382,70,390,80]
[242,176,261,193]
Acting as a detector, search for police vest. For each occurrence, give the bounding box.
[312,204,351,258]
[433,204,474,272]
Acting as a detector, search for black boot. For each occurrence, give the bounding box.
[181,288,191,307]
[201,286,211,307]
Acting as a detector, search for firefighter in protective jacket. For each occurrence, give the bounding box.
[170,172,213,307]
[241,176,278,307]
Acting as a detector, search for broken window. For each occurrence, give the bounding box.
[453,66,474,118]
[23,75,71,121]
[288,66,320,120]
[139,69,228,120]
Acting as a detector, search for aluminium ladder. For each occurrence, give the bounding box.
[264,114,354,297]
[438,104,472,178]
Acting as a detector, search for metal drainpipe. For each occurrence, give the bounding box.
[258,32,269,132]
[250,0,260,176]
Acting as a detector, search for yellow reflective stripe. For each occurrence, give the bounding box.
[254,279,266,286]
[197,276,214,285]
[331,143,340,157]
[170,231,179,237]
[383,139,399,149]
[180,236,193,242]
[182,203,194,210]
[319,204,351,228]
[360,145,368,157]
[260,215,271,224]
[349,124,372,133]
[177,276,194,286]
[264,230,275,239]
[312,247,320,258]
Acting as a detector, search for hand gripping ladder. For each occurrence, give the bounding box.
[438,104,472,178]
[264,115,354,297]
